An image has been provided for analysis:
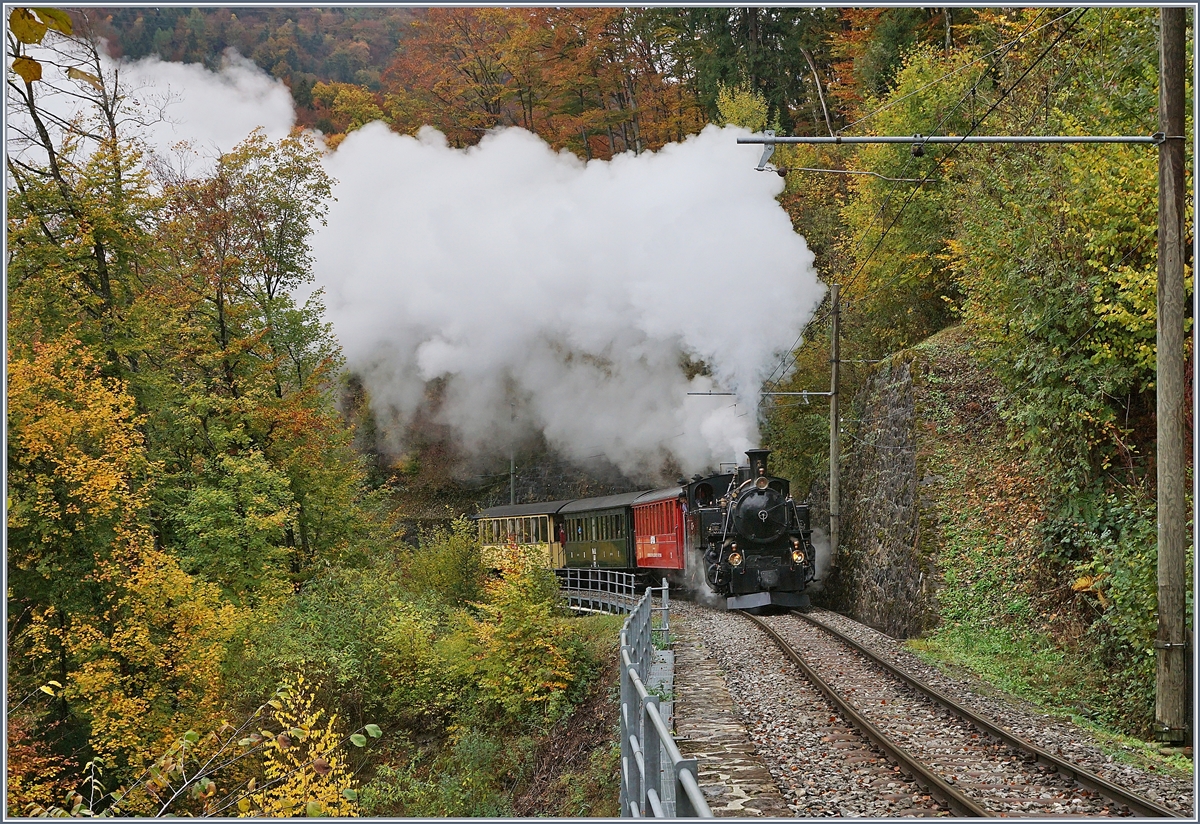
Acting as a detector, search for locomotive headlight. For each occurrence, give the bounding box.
[728,551,743,567]
[755,476,769,490]
[792,549,804,564]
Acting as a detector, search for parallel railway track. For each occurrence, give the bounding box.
[740,609,1183,818]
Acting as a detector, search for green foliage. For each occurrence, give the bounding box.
[836,42,978,356]
[469,561,591,722]
[714,82,771,132]
[557,743,621,817]
[358,731,531,817]
[397,518,485,608]
[661,8,841,135]
[7,31,380,796]
[175,450,297,606]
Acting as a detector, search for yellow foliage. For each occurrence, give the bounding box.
[7,335,151,552]
[469,549,578,718]
[241,674,359,817]
[8,335,240,771]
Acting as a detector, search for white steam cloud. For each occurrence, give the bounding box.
[14,49,826,481]
[8,47,295,172]
[116,50,296,159]
[315,124,825,479]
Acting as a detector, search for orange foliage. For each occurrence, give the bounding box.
[382,8,703,158]
[6,712,73,815]
[8,335,238,772]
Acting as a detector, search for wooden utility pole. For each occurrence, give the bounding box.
[829,284,841,566]
[510,402,517,506]
[1154,5,1189,746]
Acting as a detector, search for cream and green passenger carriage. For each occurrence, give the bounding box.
[473,501,569,570]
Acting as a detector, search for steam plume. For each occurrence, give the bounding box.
[315,124,824,479]
[13,47,826,481]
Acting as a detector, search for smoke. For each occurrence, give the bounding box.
[116,50,296,161]
[682,547,727,608]
[13,47,827,481]
[7,46,295,172]
[808,527,833,591]
[315,124,825,480]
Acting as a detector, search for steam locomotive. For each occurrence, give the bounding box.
[473,448,817,609]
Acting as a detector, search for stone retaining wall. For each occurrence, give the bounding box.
[814,354,939,639]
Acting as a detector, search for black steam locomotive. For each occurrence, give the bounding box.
[688,449,816,609]
[474,448,817,609]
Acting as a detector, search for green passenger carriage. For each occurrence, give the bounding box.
[559,492,643,569]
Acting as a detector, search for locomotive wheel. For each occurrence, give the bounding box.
[706,563,725,588]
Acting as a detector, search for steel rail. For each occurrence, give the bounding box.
[794,610,1184,819]
[739,612,989,817]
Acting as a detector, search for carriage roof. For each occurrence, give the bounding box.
[558,491,649,513]
[633,487,684,506]
[473,500,571,519]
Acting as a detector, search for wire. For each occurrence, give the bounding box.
[850,10,1089,309]
[759,11,1061,395]
[840,9,1082,134]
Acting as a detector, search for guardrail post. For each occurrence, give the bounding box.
[661,578,669,640]
[675,758,700,817]
[620,634,632,816]
[641,695,661,816]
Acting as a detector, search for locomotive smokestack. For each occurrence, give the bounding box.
[746,448,771,477]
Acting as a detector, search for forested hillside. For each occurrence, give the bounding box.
[6,5,1192,816]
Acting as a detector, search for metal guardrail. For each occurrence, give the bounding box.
[619,581,712,818]
[556,568,640,614]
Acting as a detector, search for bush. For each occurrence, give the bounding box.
[397,517,484,608]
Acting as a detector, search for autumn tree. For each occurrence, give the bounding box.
[7,336,237,787]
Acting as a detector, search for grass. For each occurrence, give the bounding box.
[907,630,1193,780]
[907,623,1078,708]
[901,328,1191,776]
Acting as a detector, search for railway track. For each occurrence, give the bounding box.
[741,609,1183,818]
